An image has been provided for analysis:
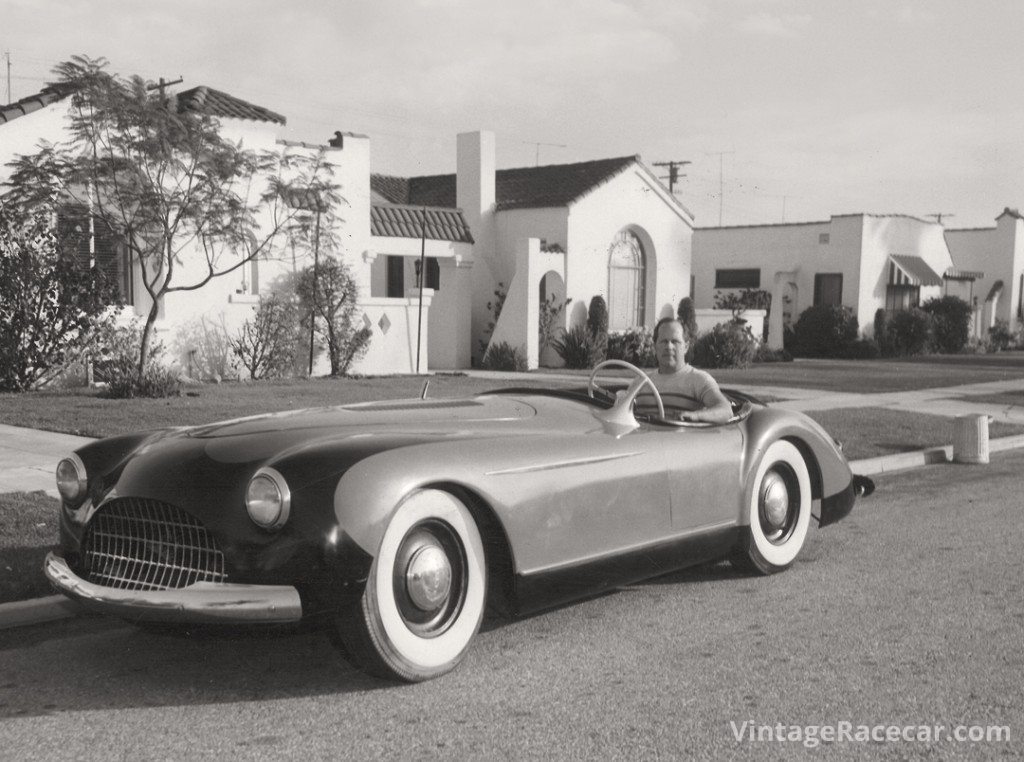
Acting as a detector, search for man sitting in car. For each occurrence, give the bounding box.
[634,317,733,424]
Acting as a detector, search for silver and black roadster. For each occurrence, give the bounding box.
[45,362,862,681]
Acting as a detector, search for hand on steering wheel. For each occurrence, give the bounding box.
[588,360,665,420]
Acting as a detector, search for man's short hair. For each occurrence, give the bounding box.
[653,317,684,343]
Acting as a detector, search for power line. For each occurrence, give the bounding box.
[652,160,691,193]
[523,140,567,166]
[705,150,735,226]
[927,212,955,225]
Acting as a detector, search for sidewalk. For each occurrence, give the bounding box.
[0,424,93,496]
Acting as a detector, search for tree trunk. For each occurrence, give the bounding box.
[137,299,160,377]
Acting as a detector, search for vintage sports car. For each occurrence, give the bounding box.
[45,361,865,681]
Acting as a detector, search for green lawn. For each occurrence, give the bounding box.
[805,407,1023,461]
[0,491,59,604]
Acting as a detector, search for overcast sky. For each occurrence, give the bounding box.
[4,0,1023,229]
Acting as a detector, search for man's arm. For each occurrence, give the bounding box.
[678,375,733,423]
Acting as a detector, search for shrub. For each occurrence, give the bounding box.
[921,296,972,354]
[873,309,894,357]
[607,327,657,367]
[753,345,793,363]
[296,256,371,376]
[94,320,182,399]
[553,324,594,369]
[988,320,1014,352]
[791,305,859,358]
[888,308,932,356]
[676,297,698,341]
[0,204,117,391]
[586,295,609,365]
[232,293,303,380]
[482,341,527,372]
[842,338,881,360]
[539,294,570,356]
[691,322,758,369]
[174,314,238,382]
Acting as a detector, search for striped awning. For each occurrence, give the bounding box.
[943,267,984,281]
[888,255,943,287]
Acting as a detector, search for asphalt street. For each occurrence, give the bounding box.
[1,452,1022,760]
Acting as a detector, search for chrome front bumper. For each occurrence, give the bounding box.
[44,552,303,624]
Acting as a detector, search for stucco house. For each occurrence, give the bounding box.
[0,83,468,375]
[372,131,698,368]
[943,208,1024,336]
[691,213,987,348]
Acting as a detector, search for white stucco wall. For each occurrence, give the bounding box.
[0,101,69,186]
[564,166,693,328]
[946,212,1024,331]
[856,215,952,330]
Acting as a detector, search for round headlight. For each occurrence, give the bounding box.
[245,467,290,530]
[55,455,86,503]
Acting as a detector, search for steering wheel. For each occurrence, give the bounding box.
[587,360,665,420]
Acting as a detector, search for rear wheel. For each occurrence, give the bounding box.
[731,440,811,574]
[333,489,486,681]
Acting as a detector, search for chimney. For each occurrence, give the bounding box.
[456,131,495,223]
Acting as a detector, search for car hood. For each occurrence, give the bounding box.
[186,396,537,440]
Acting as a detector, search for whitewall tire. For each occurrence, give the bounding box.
[336,489,486,681]
[732,440,811,574]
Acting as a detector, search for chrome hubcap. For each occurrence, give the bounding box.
[405,544,452,611]
[761,472,790,529]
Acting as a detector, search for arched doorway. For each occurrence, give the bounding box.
[607,229,646,330]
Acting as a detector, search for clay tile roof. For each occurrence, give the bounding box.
[0,82,76,125]
[175,86,286,125]
[371,203,474,243]
[371,156,639,211]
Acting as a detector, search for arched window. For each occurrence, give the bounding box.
[607,230,646,329]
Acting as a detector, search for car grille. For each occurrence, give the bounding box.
[80,498,227,591]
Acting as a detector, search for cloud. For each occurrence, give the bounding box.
[736,12,811,38]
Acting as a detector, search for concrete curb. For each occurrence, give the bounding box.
[4,434,1024,631]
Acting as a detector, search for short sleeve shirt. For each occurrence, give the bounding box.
[635,366,725,416]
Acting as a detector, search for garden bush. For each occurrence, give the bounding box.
[174,315,238,382]
[753,344,793,363]
[791,305,859,358]
[988,320,1016,352]
[841,338,881,360]
[0,205,117,391]
[607,327,656,367]
[94,320,182,399]
[232,293,303,380]
[887,308,932,356]
[482,341,527,372]
[691,323,758,369]
[873,309,894,357]
[586,295,609,365]
[922,296,972,354]
[553,324,593,369]
[676,297,698,341]
[296,256,372,376]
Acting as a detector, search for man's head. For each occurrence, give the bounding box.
[653,317,687,373]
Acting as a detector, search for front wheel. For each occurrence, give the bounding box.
[333,489,486,681]
[731,440,811,575]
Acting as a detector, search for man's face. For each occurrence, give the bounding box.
[656,321,687,373]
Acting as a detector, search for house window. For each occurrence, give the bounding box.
[57,205,132,305]
[607,230,646,330]
[714,268,760,289]
[386,255,404,298]
[813,273,843,307]
[415,257,440,290]
[886,284,920,313]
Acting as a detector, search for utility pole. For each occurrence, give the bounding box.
[145,76,184,100]
[4,51,10,105]
[706,150,735,226]
[523,141,567,166]
[928,212,955,225]
[653,160,691,193]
